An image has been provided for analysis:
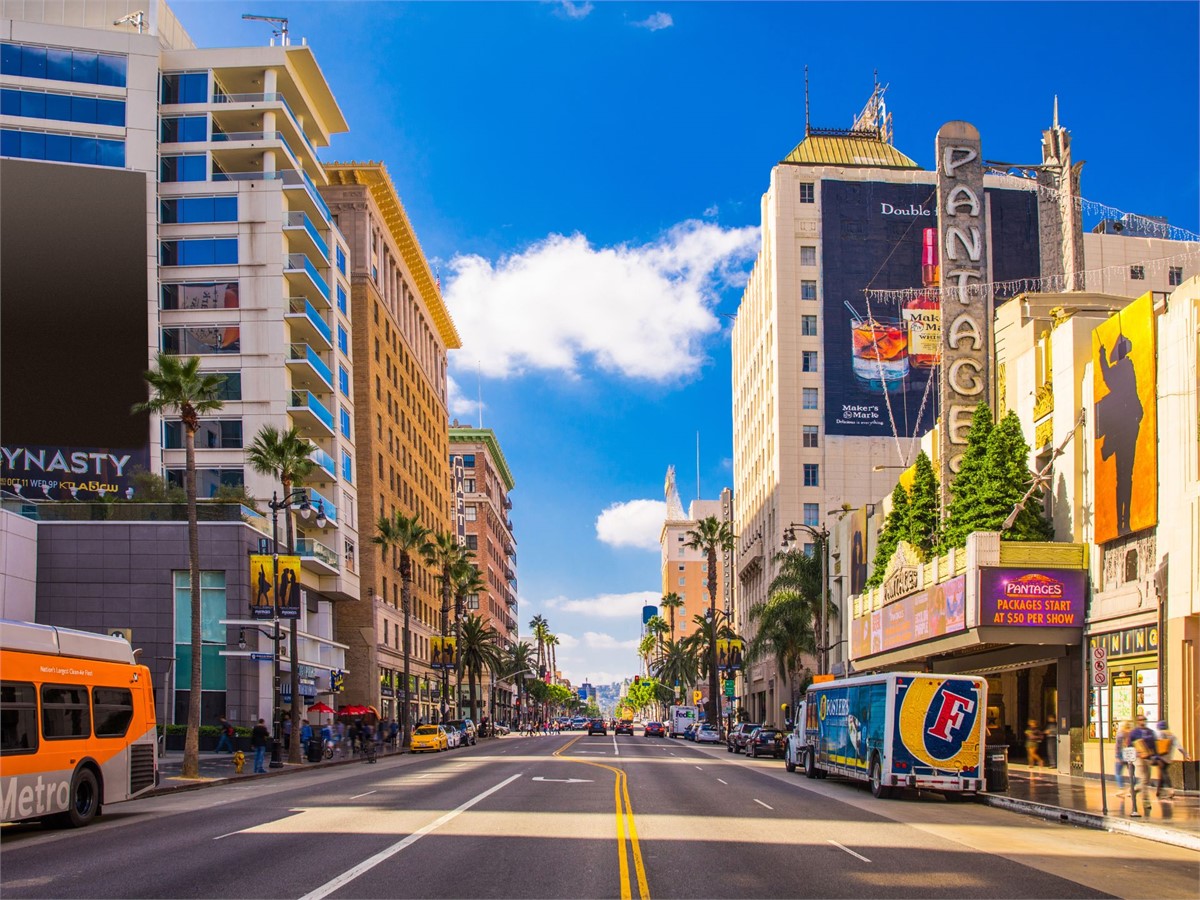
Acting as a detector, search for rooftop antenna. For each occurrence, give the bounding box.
[804,66,811,137]
[113,10,146,33]
[241,13,289,46]
[477,360,483,429]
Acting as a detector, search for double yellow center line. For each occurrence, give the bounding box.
[555,736,649,900]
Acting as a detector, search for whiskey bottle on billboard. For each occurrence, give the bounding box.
[902,227,941,369]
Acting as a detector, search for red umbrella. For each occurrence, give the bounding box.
[338,704,369,716]
[307,702,335,714]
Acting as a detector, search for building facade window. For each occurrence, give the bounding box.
[1169,266,1183,286]
[160,196,237,224]
[464,505,477,521]
[338,365,350,395]
[161,326,240,355]
[801,280,817,301]
[802,350,819,372]
[0,129,124,166]
[1,43,127,87]
[167,467,243,497]
[160,238,238,266]
[164,419,242,450]
[337,284,348,315]
[160,72,208,104]
[802,425,819,448]
[160,154,207,182]
[801,314,818,336]
[211,372,241,401]
[172,570,227,706]
[336,246,347,275]
[1129,265,1145,280]
[803,463,820,486]
[800,246,817,266]
[341,450,353,483]
[802,388,819,410]
[803,502,820,526]
[161,115,207,143]
[339,406,352,437]
[1,89,124,126]
[161,282,239,310]
[799,182,815,203]
[337,324,349,356]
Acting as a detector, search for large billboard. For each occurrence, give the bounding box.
[1092,293,1157,543]
[851,574,966,659]
[979,567,1086,628]
[821,180,1039,437]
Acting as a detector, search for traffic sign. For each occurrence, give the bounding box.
[250,652,273,662]
[1090,645,1108,687]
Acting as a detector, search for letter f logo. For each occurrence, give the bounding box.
[927,690,975,741]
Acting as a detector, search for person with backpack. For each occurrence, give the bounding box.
[215,716,236,754]
[1152,719,1190,800]
[1128,715,1158,816]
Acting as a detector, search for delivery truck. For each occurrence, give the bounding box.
[668,705,699,738]
[799,672,986,798]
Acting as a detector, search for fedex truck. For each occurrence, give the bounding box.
[799,672,986,798]
[668,705,698,738]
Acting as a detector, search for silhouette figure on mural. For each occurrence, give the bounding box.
[278,567,299,614]
[254,563,272,608]
[1096,333,1142,536]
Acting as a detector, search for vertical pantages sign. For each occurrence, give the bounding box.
[936,122,991,502]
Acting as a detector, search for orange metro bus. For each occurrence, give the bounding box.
[1,618,157,827]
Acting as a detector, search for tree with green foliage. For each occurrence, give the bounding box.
[651,638,701,701]
[866,482,910,588]
[457,613,501,725]
[943,403,994,548]
[684,516,736,727]
[659,592,685,641]
[746,548,827,705]
[906,451,941,556]
[983,412,1056,542]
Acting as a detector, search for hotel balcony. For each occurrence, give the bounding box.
[285,253,330,306]
[286,343,333,393]
[286,297,332,348]
[288,390,334,438]
[285,211,330,263]
[295,535,339,575]
[209,99,320,167]
[304,486,338,528]
[309,445,337,481]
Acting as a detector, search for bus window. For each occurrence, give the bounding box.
[93,688,134,738]
[1,681,39,754]
[41,684,90,739]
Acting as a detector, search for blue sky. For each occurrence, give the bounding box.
[175,1,1199,685]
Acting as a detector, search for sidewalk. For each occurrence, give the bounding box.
[984,762,1200,851]
[153,744,406,793]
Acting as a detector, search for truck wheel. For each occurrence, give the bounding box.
[785,752,796,773]
[726,743,733,753]
[55,766,100,828]
[804,749,818,779]
[869,755,892,799]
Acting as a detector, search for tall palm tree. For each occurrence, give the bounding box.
[372,511,432,749]
[452,556,485,717]
[684,515,736,725]
[133,354,225,779]
[637,633,657,671]
[458,614,502,725]
[528,614,549,678]
[426,531,467,720]
[645,615,669,661]
[246,424,316,764]
[660,592,685,642]
[503,641,536,725]
[545,633,560,685]
[651,638,701,704]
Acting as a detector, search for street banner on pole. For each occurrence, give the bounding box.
[250,554,274,619]
[276,555,301,619]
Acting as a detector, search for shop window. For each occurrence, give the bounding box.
[1123,549,1138,583]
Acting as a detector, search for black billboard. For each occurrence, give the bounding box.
[820,180,1039,437]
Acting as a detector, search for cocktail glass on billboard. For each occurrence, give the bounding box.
[850,314,909,390]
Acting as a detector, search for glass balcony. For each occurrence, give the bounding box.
[305,486,338,525]
[288,390,334,436]
[285,211,329,262]
[285,253,330,305]
[280,168,331,229]
[287,343,333,391]
[309,446,337,480]
[285,297,332,347]
[295,536,339,572]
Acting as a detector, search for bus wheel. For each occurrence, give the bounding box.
[58,766,100,828]
[869,755,892,800]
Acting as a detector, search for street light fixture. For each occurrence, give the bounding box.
[782,521,831,675]
[236,623,284,767]
[704,606,736,738]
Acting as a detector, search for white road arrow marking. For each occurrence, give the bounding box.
[531,777,594,783]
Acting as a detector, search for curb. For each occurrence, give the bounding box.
[151,750,407,796]
[980,793,1200,852]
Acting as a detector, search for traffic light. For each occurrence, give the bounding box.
[634,676,640,684]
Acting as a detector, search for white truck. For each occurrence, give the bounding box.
[793,672,987,798]
[667,705,699,738]
[784,701,808,773]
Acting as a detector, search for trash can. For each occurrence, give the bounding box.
[306,738,323,763]
[269,739,283,768]
[985,745,1009,793]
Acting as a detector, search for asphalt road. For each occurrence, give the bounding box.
[2,733,1197,899]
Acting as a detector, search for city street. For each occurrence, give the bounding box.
[2,734,1196,899]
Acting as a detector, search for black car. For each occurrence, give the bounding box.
[615,720,634,736]
[644,721,666,738]
[746,727,786,759]
[727,722,761,753]
[588,718,607,735]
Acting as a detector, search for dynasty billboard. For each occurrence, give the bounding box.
[1,444,148,500]
[1092,293,1157,544]
[820,180,1039,436]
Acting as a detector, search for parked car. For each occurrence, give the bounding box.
[444,719,477,746]
[695,724,721,744]
[644,721,666,738]
[727,722,761,753]
[444,725,462,749]
[588,718,607,735]
[494,722,510,736]
[615,720,634,736]
[410,724,449,753]
[746,727,786,759]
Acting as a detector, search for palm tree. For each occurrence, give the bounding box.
[452,556,486,717]
[545,633,560,685]
[660,592,685,642]
[503,641,536,725]
[645,615,669,661]
[651,638,701,704]
[458,614,502,725]
[529,614,549,678]
[426,532,467,720]
[684,515,736,725]
[246,424,316,764]
[372,511,432,749]
[133,354,225,779]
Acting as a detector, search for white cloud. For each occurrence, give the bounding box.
[595,499,667,551]
[632,12,674,31]
[443,221,758,382]
[703,204,719,218]
[583,631,640,650]
[446,374,481,420]
[556,1,593,20]
[553,632,580,649]
[544,590,659,619]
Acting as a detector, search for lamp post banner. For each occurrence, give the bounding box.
[249,554,275,620]
[276,555,302,619]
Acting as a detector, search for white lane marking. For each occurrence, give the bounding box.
[416,773,432,778]
[753,799,774,810]
[695,765,703,771]
[612,736,619,756]
[717,778,728,785]
[828,840,871,863]
[300,773,523,900]
[213,830,241,841]
[349,790,376,800]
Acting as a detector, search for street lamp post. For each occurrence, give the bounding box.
[266,489,325,762]
[237,624,284,766]
[782,522,830,675]
[704,607,734,738]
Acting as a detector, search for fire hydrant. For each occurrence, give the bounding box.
[232,750,246,774]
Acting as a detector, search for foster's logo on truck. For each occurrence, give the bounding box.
[896,676,982,774]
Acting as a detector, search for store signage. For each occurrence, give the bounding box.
[936,121,991,498]
[851,575,967,658]
[1088,625,1159,658]
[883,567,920,603]
[979,568,1085,627]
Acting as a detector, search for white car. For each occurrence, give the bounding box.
[695,724,721,744]
[444,726,462,749]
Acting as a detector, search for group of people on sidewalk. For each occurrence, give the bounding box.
[1113,715,1190,816]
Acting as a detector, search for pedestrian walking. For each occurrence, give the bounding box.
[251,718,270,774]
[1128,714,1158,816]
[1113,719,1135,797]
[1152,719,1190,800]
[389,718,399,749]
[282,712,292,751]
[215,716,236,754]
[1024,719,1045,767]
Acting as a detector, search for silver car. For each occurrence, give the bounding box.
[694,724,721,744]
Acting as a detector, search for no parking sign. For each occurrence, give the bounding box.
[1091,645,1108,687]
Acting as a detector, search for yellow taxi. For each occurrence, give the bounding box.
[410,724,449,753]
